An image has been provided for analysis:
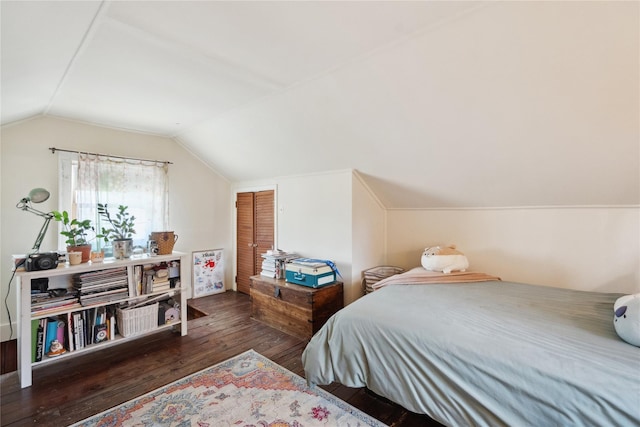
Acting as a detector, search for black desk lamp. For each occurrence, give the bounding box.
[16,188,54,254]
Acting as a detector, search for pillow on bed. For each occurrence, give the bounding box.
[614,293,640,347]
[421,245,469,274]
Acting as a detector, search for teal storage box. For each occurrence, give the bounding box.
[285,260,336,288]
[285,269,335,288]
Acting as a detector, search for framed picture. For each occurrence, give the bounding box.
[192,249,225,298]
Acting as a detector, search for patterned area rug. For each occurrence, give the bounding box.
[71,349,387,426]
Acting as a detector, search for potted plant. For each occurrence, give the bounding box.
[97,204,136,259]
[51,210,95,263]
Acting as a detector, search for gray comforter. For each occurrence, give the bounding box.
[302,279,640,426]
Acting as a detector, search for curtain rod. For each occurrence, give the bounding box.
[49,147,173,164]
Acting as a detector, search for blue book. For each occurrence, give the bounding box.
[45,318,58,354]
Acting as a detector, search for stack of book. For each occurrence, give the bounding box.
[73,268,129,306]
[149,268,171,293]
[260,249,298,279]
[31,291,80,315]
[133,265,172,295]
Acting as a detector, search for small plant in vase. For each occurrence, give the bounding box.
[97,204,136,259]
[52,210,95,263]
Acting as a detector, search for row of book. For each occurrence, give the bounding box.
[260,250,298,279]
[132,265,173,296]
[74,268,129,306]
[31,305,117,362]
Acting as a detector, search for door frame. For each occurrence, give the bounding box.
[232,184,278,291]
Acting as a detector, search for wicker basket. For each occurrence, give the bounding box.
[116,303,159,337]
[362,266,405,294]
[150,231,178,255]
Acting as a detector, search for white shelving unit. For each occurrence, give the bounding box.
[15,252,188,388]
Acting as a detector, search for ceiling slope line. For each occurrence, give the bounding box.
[101,14,286,93]
[173,1,492,140]
[44,0,110,115]
[172,135,231,183]
[353,169,386,211]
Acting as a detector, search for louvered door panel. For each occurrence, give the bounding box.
[254,190,275,275]
[236,192,255,295]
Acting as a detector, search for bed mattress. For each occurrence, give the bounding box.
[302,280,639,426]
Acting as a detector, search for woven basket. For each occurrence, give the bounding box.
[150,231,178,255]
[362,265,405,294]
[116,303,158,337]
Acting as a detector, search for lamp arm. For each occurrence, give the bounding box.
[17,202,55,253]
[31,215,54,254]
[16,202,53,220]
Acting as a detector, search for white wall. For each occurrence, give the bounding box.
[234,170,363,303]
[386,207,639,294]
[1,116,232,341]
[351,171,386,301]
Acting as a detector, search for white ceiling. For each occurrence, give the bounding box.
[2,1,638,208]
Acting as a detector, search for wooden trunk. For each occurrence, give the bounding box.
[250,275,343,340]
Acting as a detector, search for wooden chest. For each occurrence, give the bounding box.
[249,275,343,340]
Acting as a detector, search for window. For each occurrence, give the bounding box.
[58,152,169,255]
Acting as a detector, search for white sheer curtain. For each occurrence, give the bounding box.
[76,153,169,253]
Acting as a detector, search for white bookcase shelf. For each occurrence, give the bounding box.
[15,252,188,388]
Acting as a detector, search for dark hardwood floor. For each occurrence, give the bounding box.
[1,291,442,427]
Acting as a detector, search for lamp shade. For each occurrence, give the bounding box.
[28,188,50,203]
[16,187,53,253]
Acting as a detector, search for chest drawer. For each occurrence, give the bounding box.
[249,276,343,340]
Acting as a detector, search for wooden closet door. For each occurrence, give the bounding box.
[236,190,274,294]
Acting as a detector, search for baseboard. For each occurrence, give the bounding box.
[1,339,17,374]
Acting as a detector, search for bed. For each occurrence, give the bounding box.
[302,268,640,427]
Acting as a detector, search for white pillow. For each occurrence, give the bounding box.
[614,293,640,347]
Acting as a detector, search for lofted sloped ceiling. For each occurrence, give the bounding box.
[2,1,638,209]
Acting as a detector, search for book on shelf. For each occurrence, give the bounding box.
[71,310,89,350]
[261,251,299,262]
[73,267,128,282]
[79,288,129,306]
[65,312,73,352]
[44,318,58,354]
[76,280,128,293]
[153,283,171,293]
[31,319,45,363]
[108,307,116,340]
[32,301,83,316]
[94,323,108,343]
[31,292,78,313]
[73,267,129,307]
[75,312,85,349]
[35,320,44,362]
[92,306,109,343]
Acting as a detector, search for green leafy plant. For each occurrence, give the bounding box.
[97,204,136,241]
[51,211,95,247]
